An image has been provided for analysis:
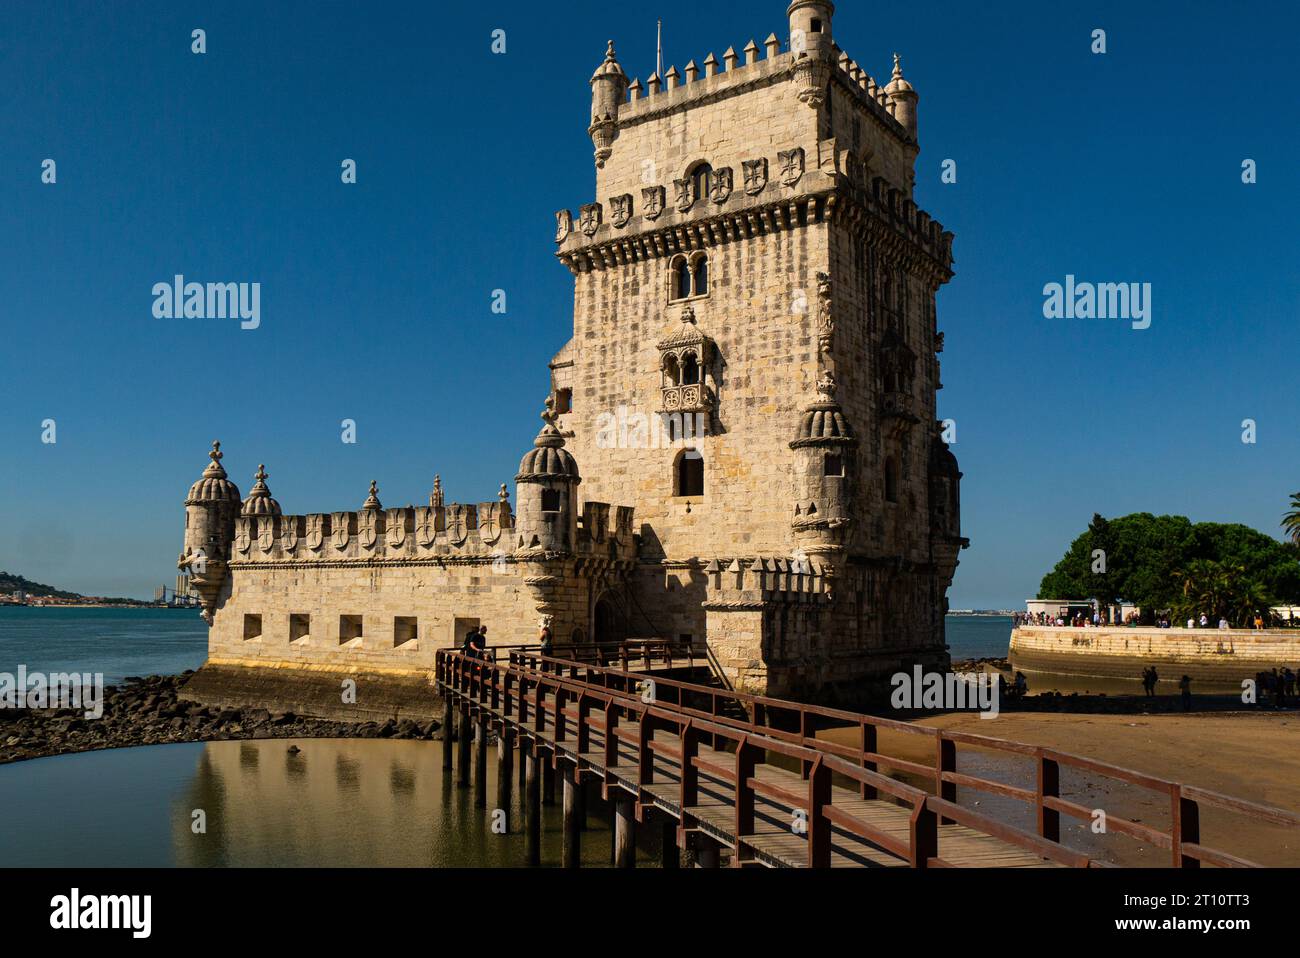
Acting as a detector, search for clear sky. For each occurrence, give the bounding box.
[1,0,1295,606]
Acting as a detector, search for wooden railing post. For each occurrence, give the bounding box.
[860,721,878,799]
[638,711,656,785]
[735,737,757,847]
[680,722,699,810]
[912,800,938,868]
[1037,751,1060,843]
[937,736,957,823]
[603,701,620,768]
[576,693,591,755]
[1173,786,1201,868]
[800,711,816,780]
[554,687,568,743]
[808,757,832,868]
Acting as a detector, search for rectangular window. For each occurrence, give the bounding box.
[243,614,262,641]
[824,454,844,477]
[541,489,562,513]
[339,614,363,646]
[290,613,310,643]
[555,388,572,415]
[394,616,418,648]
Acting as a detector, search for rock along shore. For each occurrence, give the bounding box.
[0,672,442,766]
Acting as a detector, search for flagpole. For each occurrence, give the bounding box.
[657,19,663,79]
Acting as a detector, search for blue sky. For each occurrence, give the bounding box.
[0,0,1295,606]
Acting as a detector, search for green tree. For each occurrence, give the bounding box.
[1283,492,1300,547]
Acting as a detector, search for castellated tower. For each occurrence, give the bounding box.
[550,0,966,699]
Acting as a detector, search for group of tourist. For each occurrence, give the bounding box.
[1016,610,1271,629]
[1139,666,1194,710]
[1254,668,1298,708]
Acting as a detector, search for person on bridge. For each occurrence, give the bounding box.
[538,619,554,657]
[463,627,481,659]
[473,625,489,657]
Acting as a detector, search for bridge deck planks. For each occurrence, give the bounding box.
[467,688,1059,868]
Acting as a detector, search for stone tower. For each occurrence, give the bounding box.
[179,441,241,623]
[550,0,966,700]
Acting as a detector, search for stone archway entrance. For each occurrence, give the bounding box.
[593,595,624,647]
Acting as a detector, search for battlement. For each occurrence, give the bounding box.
[229,497,636,566]
[618,36,907,144]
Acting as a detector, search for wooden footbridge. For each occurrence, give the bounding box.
[436,649,1300,868]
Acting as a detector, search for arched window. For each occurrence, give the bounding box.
[681,351,700,386]
[675,449,705,498]
[673,257,692,300]
[692,255,709,296]
[884,458,898,503]
[689,162,713,203]
[662,354,680,387]
[668,253,710,302]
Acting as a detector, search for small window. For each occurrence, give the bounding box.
[541,489,562,513]
[243,614,262,641]
[673,257,691,300]
[394,616,418,648]
[340,614,364,645]
[824,454,844,477]
[682,352,700,385]
[289,613,311,643]
[676,450,705,497]
[884,459,898,503]
[811,18,822,33]
[554,388,572,415]
[689,162,713,203]
[692,256,709,296]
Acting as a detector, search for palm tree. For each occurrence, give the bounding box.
[1284,492,1300,547]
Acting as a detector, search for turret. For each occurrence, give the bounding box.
[241,464,281,517]
[515,399,581,553]
[787,0,834,56]
[789,373,856,550]
[885,53,919,138]
[788,1,834,107]
[179,441,242,622]
[588,41,629,168]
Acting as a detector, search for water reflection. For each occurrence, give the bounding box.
[1,739,659,868]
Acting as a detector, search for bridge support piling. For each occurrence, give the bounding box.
[660,818,679,868]
[457,706,472,787]
[474,720,488,809]
[697,838,720,869]
[542,757,556,806]
[518,731,528,793]
[614,799,636,868]
[525,751,541,866]
[562,764,581,869]
[496,730,513,831]
[441,698,453,771]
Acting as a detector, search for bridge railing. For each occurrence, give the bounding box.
[438,650,1103,868]
[496,650,1300,867]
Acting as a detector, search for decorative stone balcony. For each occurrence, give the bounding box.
[660,383,714,414]
[881,390,919,436]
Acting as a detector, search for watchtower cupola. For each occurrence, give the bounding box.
[515,399,581,553]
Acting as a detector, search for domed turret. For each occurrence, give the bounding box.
[241,464,281,516]
[789,373,857,545]
[787,0,834,54]
[179,441,242,623]
[187,441,241,504]
[589,41,629,168]
[515,399,581,552]
[885,53,919,138]
[362,480,383,511]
